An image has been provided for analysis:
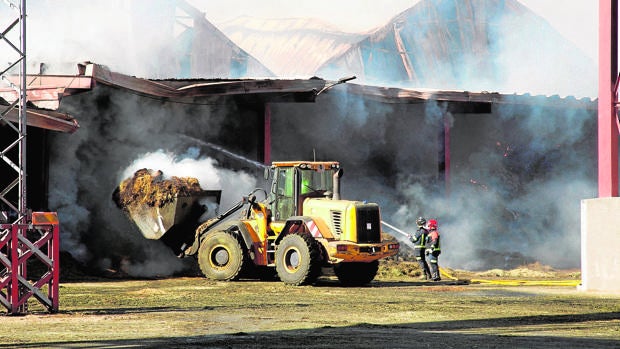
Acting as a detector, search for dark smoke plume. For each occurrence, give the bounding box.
[270,92,596,270]
[29,0,597,274]
[48,86,257,277]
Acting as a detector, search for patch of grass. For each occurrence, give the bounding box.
[1,271,618,348]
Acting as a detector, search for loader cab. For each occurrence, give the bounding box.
[269,161,341,221]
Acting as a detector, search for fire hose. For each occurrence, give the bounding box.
[381,221,580,287]
[381,220,409,238]
[439,268,580,286]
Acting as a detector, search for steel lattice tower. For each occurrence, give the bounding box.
[0,0,28,315]
[1,0,27,223]
[0,1,60,316]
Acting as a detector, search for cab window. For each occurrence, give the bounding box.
[273,167,295,220]
[299,168,334,195]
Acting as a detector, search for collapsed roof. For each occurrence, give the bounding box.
[0,73,92,133]
[0,62,329,133]
[0,60,595,135]
[218,0,595,98]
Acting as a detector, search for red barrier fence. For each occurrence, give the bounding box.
[0,212,60,315]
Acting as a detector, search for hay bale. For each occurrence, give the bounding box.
[112,168,203,209]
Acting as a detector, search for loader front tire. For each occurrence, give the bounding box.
[334,260,379,286]
[198,230,246,281]
[275,233,322,286]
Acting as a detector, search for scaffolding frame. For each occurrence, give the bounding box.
[0,0,60,315]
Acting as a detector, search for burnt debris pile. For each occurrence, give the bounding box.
[112,168,203,209]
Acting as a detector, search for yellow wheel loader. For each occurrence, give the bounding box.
[121,161,399,286]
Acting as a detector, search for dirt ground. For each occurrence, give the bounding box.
[1,261,619,349]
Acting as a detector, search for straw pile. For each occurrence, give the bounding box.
[112,168,203,209]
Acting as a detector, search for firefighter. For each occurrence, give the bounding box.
[409,216,431,280]
[425,219,441,281]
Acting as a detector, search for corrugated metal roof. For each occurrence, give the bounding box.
[0,73,92,133]
[0,74,93,110]
[344,84,596,110]
[85,63,326,103]
[1,60,593,135]
[85,62,597,109]
[218,16,365,78]
[0,99,80,133]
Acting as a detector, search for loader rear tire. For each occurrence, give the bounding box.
[334,260,379,286]
[198,230,246,281]
[275,233,322,286]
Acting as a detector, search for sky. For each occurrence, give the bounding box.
[193,0,598,61]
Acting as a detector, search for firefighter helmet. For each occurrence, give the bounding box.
[415,217,426,227]
[428,219,438,230]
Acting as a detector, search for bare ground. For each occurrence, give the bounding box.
[1,262,619,349]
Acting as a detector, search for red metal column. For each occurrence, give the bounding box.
[599,0,619,197]
[444,114,451,195]
[0,229,10,310]
[9,225,19,314]
[51,223,60,311]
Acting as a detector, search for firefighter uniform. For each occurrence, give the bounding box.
[409,217,431,280]
[425,220,441,282]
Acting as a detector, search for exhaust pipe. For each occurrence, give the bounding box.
[333,168,343,200]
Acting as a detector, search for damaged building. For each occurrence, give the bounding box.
[0,61,596,275]
[0,0,598,276]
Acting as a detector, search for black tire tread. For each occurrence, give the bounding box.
[197,229,247,281]
[275,233,322,286]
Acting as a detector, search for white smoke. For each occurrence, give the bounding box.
[120,148,257,210]
[25,0,179,78]
[116,149,256,277]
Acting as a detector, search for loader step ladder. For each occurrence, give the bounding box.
[266,231,277,265]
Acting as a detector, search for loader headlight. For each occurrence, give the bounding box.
[336,244,349,252]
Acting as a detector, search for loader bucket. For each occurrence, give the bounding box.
[125,190,221,240]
